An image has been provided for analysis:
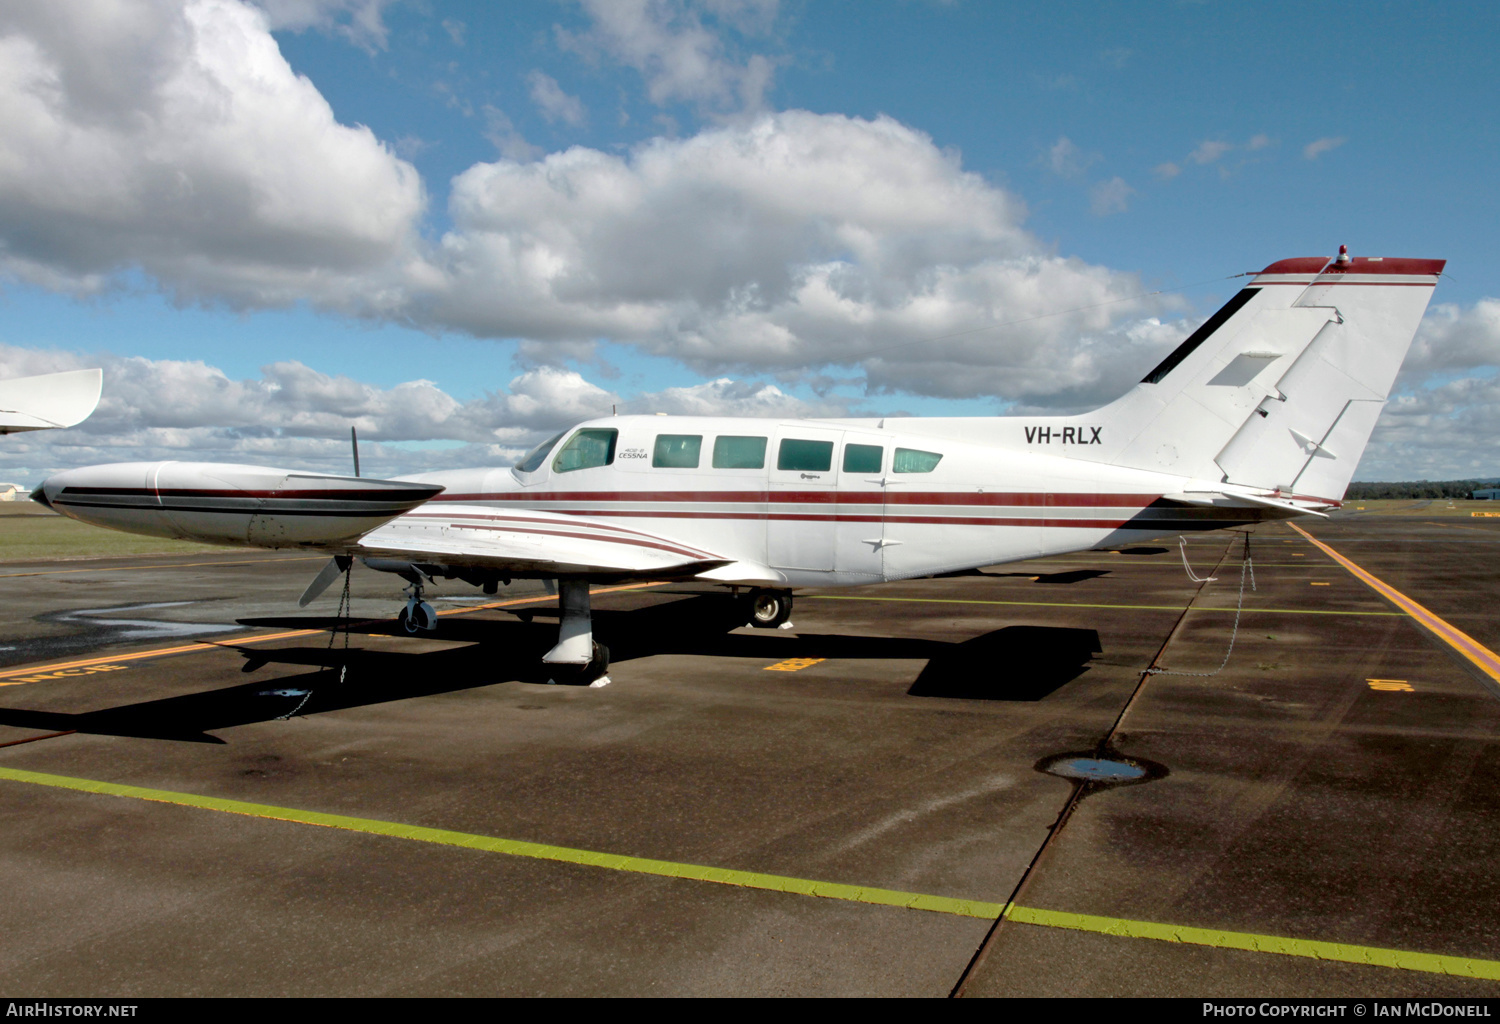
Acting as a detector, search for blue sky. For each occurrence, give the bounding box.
[0,0,1496,484]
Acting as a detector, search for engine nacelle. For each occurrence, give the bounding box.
[33,461,444,549]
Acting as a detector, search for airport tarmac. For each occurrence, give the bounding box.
[1,509,1499,996]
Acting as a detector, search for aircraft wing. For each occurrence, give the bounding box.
[0,368,102,434]
[353,504,768,582]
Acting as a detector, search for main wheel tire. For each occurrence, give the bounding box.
[748,589,793,629]
[586,641,610,680]
[550,641,610,685]
[397,608,417,633]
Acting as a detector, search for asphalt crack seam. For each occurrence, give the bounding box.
[949,531,1244,998]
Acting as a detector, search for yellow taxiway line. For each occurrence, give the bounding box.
[1,764,1497,980]
[805,594,1402,617]
[1288,522,1500,686]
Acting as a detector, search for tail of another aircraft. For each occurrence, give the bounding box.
[1084,251,1444,502]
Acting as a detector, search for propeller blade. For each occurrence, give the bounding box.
[299,555,352,607]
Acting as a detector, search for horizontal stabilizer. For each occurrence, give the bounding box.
[0,368,102,434]
[1162,485,1331,518]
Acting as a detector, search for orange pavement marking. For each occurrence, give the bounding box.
[0,555,327,579]
[1289,522,1500,687]
[0,581,663,687]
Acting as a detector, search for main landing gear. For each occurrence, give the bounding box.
[542,579,611,686]
[388,574,611,685]
[745,588,794,629]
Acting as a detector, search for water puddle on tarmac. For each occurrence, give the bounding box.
[0,601,248,669]
[1036,752,1167,787]
[49,602,245,642]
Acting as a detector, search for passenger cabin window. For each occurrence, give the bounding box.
[843,443,883,474]
[712,435,767,469]
[515,430,566,473]
[778,438,834,472]
[892,447,943,473]
[653,434,701,468]
[553,428,618,473]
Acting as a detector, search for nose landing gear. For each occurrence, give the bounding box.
[397,579,437,634]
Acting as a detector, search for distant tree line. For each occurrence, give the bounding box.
[1346,479,1500,500]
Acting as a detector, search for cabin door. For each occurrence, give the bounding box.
[766,426,842,572]
[832,431,890,581]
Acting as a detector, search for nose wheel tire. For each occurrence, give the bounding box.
[747,589,793,629]
[398,599,437,634]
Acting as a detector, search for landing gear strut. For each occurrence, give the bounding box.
[746,588,794,629]
[543,580,611,685]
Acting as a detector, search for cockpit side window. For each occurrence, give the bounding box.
[515,431,566,473]
[892,448,943,473]
[653,434,702,468]
[553,428,619,473]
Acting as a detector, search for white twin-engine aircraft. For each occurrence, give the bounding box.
[33,252,1444,682]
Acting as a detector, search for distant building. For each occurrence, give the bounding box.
[0,483,23,501]
[1474,488,1500,500]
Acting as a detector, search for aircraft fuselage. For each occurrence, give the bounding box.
[395,415,1268,587]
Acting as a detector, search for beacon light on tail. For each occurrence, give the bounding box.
[32,250,1446,683]
[33,461,443,548]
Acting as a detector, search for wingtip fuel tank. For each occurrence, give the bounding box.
[36,461,443,549]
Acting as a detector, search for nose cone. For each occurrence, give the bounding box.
[29,483,52,510]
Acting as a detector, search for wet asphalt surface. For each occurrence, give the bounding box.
[1,511,1498,996]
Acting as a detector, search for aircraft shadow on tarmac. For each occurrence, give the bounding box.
[0,595,1102,742]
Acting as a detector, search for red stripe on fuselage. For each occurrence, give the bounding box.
[428,522,715,560]
[404,510,717,557]
[429,490,1161,508]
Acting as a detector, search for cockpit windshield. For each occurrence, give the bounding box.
[514,431,567,474]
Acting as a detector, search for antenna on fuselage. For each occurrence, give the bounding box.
[351,426,361,478]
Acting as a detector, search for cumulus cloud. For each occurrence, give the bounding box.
[0,0,427,307]
[1359,374,1500,481]
[1303,136,1347,160]
[253,0,395,52]
[1402,299,1500,379]
[482,105,542,161]
[557,0,779,114]
[627,376,834,418]
[1041,136,1095,179]
[1089,177,1134,216]
[0,3,1167,409]
[429,111,1164,402]
[527,71,587,126]
[1189,139,1233,165]
[0,343,858,484]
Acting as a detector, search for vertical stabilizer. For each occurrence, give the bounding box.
[1090,254,1443,500]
